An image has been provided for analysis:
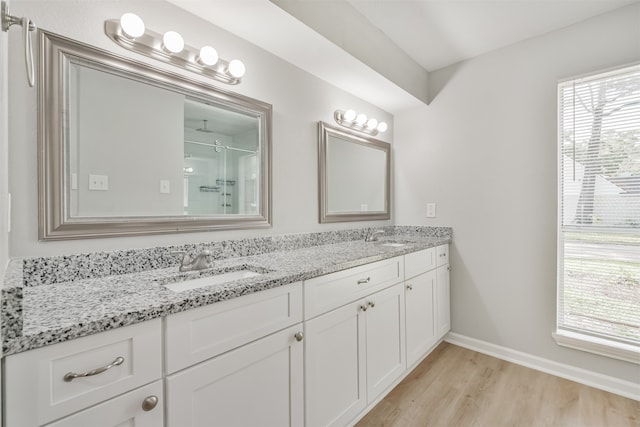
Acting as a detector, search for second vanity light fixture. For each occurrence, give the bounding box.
[334,109,388,136]
[105,13,246,85]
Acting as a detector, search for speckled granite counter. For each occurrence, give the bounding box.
[1,226,451,356]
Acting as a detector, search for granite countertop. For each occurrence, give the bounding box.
[1,228,451,357]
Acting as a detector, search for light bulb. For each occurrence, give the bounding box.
[343,109,356,121]
[162,31,184,53]
[120,13,145,39]
[366,118,378,129]
[228,59,246,78]
[355,113,367,125]
[198,46,218,66]
[376,122,388,132]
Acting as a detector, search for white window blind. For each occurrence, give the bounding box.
[557,64,640,359]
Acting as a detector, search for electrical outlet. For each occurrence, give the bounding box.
[360,204,368,212]
[89,174,108,191]
[160,180,170,194]
[426,203,437,218]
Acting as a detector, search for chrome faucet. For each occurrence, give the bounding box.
[171,250,213,272]
[365,229,385,242]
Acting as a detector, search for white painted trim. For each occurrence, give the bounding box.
[445,333,640,401]
[553,330,640,365]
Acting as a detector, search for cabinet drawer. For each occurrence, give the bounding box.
[4,318,162,427]
[165,281,302,373]
[436,244,449,267]
[44,381,163,427]
[404,247,436,279]
[304,256,404,319]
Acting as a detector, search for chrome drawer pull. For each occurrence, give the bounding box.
[63,356,125,382]
[142,395,159,411]
[294,331,304,342]
[357,277,371,285]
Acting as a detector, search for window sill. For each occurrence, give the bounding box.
[553,330,640,365]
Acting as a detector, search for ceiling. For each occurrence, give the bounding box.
[347,0,639,72]
[168,0,639,113]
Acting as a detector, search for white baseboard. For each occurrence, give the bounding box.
[445,332,640,401]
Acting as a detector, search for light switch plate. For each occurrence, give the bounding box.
[426,203,437,218]
[89,174,108,191]
[160,180,170,194]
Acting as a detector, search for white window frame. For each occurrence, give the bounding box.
[554,64,640,364]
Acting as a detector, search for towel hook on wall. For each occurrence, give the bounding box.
[1,1,36,87]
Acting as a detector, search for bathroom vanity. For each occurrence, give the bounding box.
[1,227,451,426]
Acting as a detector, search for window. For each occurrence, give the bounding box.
[556,64,640,363]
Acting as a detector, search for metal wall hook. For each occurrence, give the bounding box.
[2,1,36,87]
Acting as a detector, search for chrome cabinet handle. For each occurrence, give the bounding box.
[294,331,304,342]
[357,277,371,285]
[367,301,375,308]
[141,395,158,411]
[359,304,368,312]
[63,356,124,382]
[406,284,413,291]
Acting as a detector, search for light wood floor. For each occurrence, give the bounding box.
[356,342,639,427]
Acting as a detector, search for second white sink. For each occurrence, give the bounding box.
[163,269,262,293]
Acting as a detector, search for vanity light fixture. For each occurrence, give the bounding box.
[334,109,388,136]
[105,13,245,85]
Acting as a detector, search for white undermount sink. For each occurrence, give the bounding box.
[162,269,262,293]
[379,242,407,247]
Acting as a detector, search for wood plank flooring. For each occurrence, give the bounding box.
[356,342,639,427]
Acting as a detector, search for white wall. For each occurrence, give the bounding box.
[0,4,9,278]
[7,0,393,257]
[394,4,640,383]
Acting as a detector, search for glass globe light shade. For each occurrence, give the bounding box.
[162,31,184,53]
[366,118,378,129]
[343,109,356,121]
[228,59,246,78]
[198,46,218,66]
[376,122,388,132]
[355,113,367,125]
[120,13,145,39]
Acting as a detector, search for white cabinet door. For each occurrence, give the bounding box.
[305,300,366,427]
[405,269,436,367]
[365,283,406,402]
[45,381,163,427]
[166,324,304,427]
[436,263,451,339]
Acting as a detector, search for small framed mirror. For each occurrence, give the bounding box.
[318,122,391,223]
[38,31,272,240]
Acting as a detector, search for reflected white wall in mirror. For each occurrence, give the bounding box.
[326,135,386,213]
[318,122,390,223]
[69,63,184,217]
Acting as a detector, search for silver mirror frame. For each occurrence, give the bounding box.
[38,31,272,240]
[318,121,391,223]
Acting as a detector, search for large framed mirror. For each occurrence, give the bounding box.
[38,31,272,240]
[318,122,390,223]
